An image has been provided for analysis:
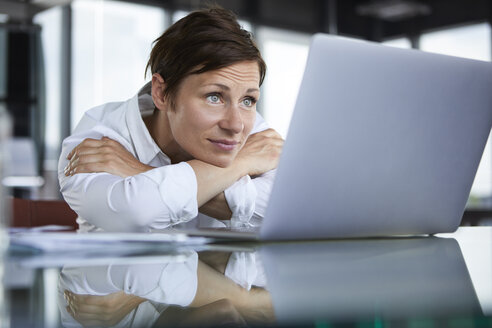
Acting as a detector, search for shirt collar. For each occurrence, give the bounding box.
[125,82,170,165]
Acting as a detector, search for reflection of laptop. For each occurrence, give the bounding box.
[260,237,483,323]
[182,33,492,240]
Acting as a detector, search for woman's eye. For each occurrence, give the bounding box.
[206,94,221,104]
[242,97,256,107]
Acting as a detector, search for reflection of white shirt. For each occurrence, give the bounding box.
[58,252,199,328]
[58,250,267,327]
[58,83,275,232]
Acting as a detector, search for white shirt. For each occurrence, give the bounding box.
[58,83,275,232]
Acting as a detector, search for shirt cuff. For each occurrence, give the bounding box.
[224,252,258,291]
[224,175,257,226]
[141,162,198,225]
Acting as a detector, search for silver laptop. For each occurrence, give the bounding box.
[260,237,482,323]
[182,33,492,241]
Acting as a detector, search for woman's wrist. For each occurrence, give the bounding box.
[138,163,155,174]
[189,158,248,181]
[188,159,247,207]
[232,157,250,179]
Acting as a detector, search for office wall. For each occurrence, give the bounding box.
[20,1,492,207]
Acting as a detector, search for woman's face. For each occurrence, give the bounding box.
[166,61,260,167]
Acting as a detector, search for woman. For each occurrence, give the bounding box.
[58,7,279,326]
[59,7,283,232]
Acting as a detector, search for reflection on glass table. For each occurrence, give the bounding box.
[52,235,492,327]
[261,237,482,326]
[58,249,272,327]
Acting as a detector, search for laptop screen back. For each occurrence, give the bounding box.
[261,34,492,240]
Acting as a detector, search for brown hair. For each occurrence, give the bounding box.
[145,7,266,106]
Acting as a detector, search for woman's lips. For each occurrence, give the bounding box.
[208,139,239,151]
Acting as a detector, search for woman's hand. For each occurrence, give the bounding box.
[235,129,284,177]
[64,290,145,327]
[64,137,154,178]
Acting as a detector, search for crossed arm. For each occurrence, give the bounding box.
[62,129,283,223]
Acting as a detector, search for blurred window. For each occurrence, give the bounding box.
[71,0,167,129]
[421,23,491,61]
[257,27,310,138]
[172,10,189,23]
[382,37,411,49]
[33,6,63,169]
[421,23,492,203]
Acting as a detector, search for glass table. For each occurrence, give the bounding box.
[3,226,492,327]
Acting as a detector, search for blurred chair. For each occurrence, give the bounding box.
[11,197,77,230]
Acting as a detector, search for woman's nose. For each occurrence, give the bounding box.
[218,105,244,134]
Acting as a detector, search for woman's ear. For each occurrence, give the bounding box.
[151,73,167,111]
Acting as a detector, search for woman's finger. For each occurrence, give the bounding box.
[67,137,114,160]
[63,137,152,178]
[67,137,128,166]
[67,162,115,176]
[65,146,124,175]
[71,152,119,167]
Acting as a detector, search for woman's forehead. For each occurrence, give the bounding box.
[193,62,261,88]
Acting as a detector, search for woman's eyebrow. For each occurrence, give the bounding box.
[203,83,259,93]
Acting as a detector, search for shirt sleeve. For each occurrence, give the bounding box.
[251,169,277,222]
[223,113,276,225]
[224,175,257,226]
[224,251,258,291]
[58,126,198,232]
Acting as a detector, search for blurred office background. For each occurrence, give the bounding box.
[0,0,491,223]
